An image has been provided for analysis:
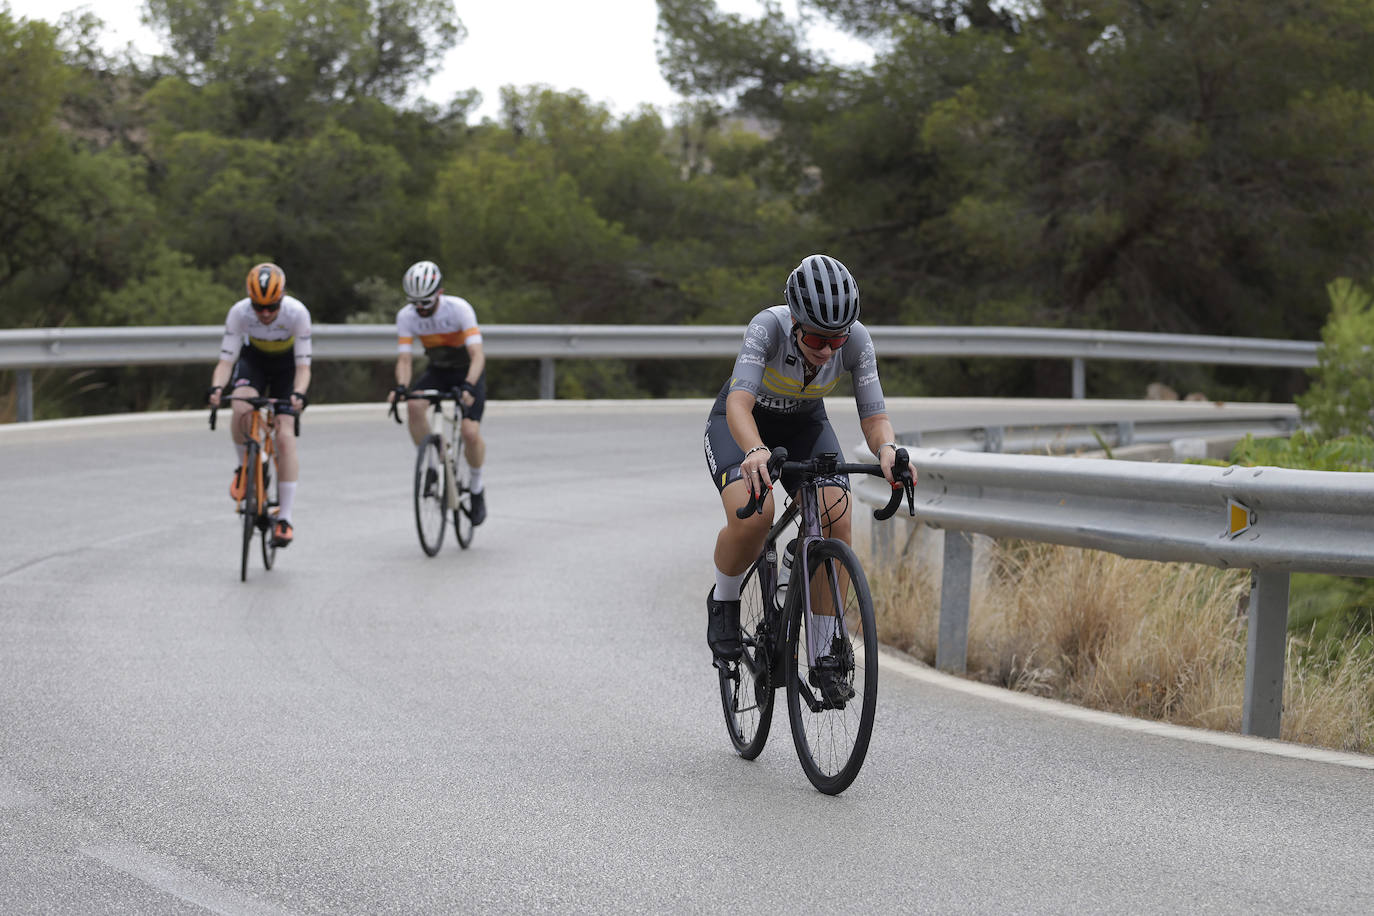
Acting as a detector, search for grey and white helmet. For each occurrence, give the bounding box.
[784,254,860,331]
[402,260,442,302]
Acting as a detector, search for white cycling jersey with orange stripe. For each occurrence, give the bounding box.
[396,295,482,371]
[219,297,313,364]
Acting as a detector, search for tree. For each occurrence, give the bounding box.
[1297,278,1374,441]
[0,11,161,327]
[143,0,464,139]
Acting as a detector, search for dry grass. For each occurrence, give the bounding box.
[866,536,1374,754]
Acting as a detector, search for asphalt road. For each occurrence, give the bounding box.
[1,399,1369,914]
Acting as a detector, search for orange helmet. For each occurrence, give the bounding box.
[246,263,286,307]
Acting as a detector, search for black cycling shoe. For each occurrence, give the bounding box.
[423,467,439,498]
[707,586,742,661]
[808,653,856,710]
[469,489,487,526]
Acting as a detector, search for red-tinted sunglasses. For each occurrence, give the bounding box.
[797,329,849,351]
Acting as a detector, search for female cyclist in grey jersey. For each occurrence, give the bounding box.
[702,255,917,662]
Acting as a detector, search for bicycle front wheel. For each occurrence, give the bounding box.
[717,554,777,759]
[240,442,259,582]
[414,434,446,556]
[260,458,277,571]
[785,538,878,795]
[450,436,473,549]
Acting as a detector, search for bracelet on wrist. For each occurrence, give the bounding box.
[879,442,899,454]
[744,445,770,459]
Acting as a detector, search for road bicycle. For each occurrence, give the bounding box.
[210,396,300,582]
[389,388,473,556]
[719,446,914,795]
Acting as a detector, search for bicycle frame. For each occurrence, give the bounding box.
[237,406,276,513]
[394,388,467,503]
[747,482,846,676]
[739,449,913,676]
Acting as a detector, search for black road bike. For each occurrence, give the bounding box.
[718,447,914,795]
[389,388,474,556]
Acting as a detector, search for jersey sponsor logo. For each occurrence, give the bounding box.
[855,370,879,388]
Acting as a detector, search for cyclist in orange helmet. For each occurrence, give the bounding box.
[208,263,312,547]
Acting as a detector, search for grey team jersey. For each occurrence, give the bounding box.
[722,305,886,419]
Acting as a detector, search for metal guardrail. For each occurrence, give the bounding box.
[905,414,1300,454]
[856,445,1374,741]
[0,323,1319,421]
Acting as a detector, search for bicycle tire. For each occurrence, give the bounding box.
[240,442,259,582]
[260,457,277,571]
[414,434,446,556]
[785,538,878,795]
[451,435,473,549]
[717,554,777,759]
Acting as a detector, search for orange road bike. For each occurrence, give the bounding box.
[210,396,299,581]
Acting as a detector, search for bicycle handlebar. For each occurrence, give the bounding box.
[209,395,301,436]
[387,387,468,424]
[734,446,916,520]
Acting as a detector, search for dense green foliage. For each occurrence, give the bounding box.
[1297,278,1374,440]
[5,0,1374,417]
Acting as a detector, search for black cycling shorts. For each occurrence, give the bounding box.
[230,348,299,415]
[703,398,849,494]
[412,367,487,422]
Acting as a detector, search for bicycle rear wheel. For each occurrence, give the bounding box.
[240,442,259,582]
[451,436,473,549]
[717,554,777,759]
[785,538,878,795]
[414,434,446,556]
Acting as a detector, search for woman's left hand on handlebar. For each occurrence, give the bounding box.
[880,445,917,488]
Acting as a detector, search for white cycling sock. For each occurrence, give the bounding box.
[468,466,484,494]
[808,612,840,661]
[277,481,297,523]
[714,567,746,602]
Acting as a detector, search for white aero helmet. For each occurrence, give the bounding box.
[784,254,860,332]
[403,260,442,302]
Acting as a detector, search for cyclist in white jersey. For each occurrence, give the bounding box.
[208,263,311,547]
[702,254,917,662]
[386,260,489,525]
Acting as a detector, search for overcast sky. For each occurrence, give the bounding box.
[6,0,873,121]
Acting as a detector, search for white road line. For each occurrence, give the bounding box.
[82,843,297,916]
[879,647,1374,770]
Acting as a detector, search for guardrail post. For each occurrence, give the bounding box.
[16,369,33,422]
[937,530,973,673]
[871,515,894,565]
[1242,569,1290,739]
[539,358,555,399]
[1071,358,1085,399]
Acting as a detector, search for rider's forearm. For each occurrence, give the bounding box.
[210,358,234,391]
[725,390,764,451]
[395,354,412,387]
[292,365,311,395]
[860,414,897,456]
[464,346,484,386]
